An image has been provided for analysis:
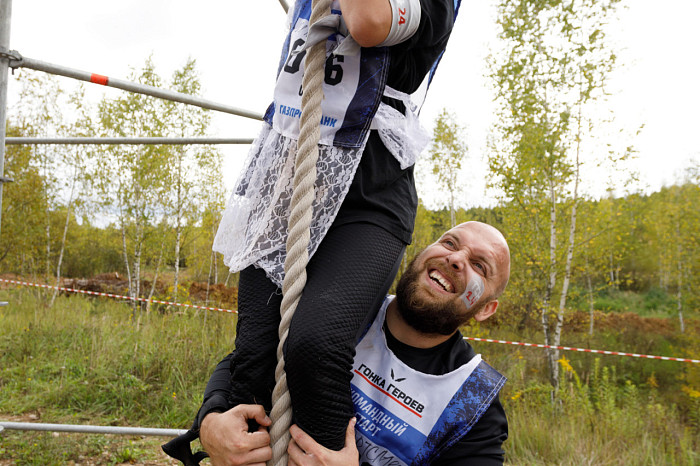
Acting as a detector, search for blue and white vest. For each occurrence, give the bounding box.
[351,297,506,465]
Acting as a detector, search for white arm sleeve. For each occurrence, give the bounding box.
[377,0,422,47]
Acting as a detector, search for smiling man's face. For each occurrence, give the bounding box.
[395,222,510,336]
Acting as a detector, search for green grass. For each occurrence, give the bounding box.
[0,288,235,464]
[503,361,700,465]
[562,285,681,318]
[1,287,698,465]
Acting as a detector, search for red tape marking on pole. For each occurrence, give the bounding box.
[463,337,699,364]
[90,73,109,86]
[0,278,237,314]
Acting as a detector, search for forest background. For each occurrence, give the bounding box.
[1,0,699,464]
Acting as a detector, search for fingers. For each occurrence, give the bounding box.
[201,406,273,466]
[289,424,316,454]
[246,429,272,451]
[236,442,272,466]
[344,417,357,447]
[287,437,307,465]
[235,404,272,427]
[287,421,359,466]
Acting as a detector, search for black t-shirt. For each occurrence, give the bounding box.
[334,0,456,244]
[384,325,509,465]
[191,321,508,465]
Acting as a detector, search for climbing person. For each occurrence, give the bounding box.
[166,0,464,459]
[164,221,511,465]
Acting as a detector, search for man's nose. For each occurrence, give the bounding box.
[447,250,467,270]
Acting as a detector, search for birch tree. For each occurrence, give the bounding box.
[96,58,170,319]
[489,0,621,389]
[49,86,92,306]
[12,72,67,282]
[427,109,468,227]
[162,59,220,301]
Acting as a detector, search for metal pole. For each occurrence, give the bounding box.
[0,421,186,437]
[0,0,13,241]
[6,137,255,145]
[278,0,290,13]
[8,54,264,121]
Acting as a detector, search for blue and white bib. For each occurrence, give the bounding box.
[351,297,506,465]
[264,0,389,148]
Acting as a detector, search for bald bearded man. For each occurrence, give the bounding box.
[164,221,511,466]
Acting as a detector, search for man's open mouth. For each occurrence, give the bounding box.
[429,269,454,293]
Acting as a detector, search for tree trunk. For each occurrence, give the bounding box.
[129,209,144,322]
[147,236,166,313]
[587,271,595,335]
[174,222,181,302]
[212,219,219,284]
[214,253,219,284]
[133,237,142,322]
[543,177,558,389]
[120,211,132,305]
[676,220,684,333]
[553,136,581,387]
[45,209,51,284]
[609,251,615,288]
[173,153,184,302]
[207,249,214,303]
[550,95,583,389]
[50,172,77,307]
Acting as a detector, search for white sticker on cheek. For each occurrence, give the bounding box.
[460,276,484,310]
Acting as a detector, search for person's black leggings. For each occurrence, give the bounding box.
[229,222,405,450]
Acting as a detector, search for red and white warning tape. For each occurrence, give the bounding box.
[0,278,237,314]
[2,278,697,363]
[463,337,700,364]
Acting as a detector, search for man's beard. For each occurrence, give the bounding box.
[395,254,481,336]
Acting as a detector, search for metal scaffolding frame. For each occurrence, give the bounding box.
[5,137,255,145]
[0,422,186,438]
[0,0,12,241]
[6,53,264,121]
[0,0,290,239]
[0,0,288,438]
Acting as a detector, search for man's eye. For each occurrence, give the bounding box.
[473,262,485,274]
[444,240,455,248]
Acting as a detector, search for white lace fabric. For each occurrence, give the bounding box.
[373,86,431,169]
[213,89,429,288]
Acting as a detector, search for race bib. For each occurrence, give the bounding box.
[264,0,389,148]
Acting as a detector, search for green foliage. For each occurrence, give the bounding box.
[503,356,699,465]
[0,125,48,273]
[466,311,700,464]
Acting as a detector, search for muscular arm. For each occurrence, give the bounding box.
[339,0,392,47]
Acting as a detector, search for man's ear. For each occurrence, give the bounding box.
[474,300,498,322]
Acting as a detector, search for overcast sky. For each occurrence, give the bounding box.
[5,0,700,208]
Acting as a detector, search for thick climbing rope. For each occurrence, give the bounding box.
[268,0,332,464]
